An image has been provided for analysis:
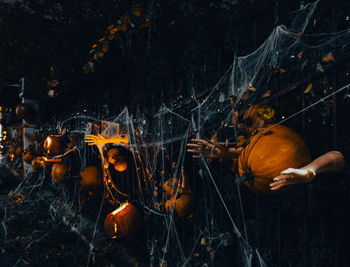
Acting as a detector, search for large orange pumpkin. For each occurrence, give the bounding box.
[104,202,140,239]
[44,135,65,156]
[237,124,311,194]
[51,163,68,182]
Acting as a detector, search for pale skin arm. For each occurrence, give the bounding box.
[187,139,243,160]
[269,151,345,191]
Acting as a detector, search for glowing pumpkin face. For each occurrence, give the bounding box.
[44,135,65,156]
[104,203,140,239]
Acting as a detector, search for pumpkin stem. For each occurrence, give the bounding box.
[235,171,254,186]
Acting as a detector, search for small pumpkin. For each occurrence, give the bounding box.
[106,147,128,172]
[44,135,65,156]
[15,103,31,119]
[51,163,68,182]
[237,124,311,194]
[80,166,102,190]
[23,151,35,164]
[165,169,194,218]
[165,194,194,218]
[104,202,140,239]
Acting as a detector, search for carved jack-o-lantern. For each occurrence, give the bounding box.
[237,124,311,194]
[44,135,65,156]
[51,163,68,182]
[104,202,140,239]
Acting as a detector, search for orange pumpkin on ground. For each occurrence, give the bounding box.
[80,166,102,190]
[165,194,194,218]
[23,151,35,164]
[51,163,68,182]
[164,169,194,218]
[104,202,140,239]
[237,124,311,194]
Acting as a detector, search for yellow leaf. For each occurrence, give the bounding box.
[248,86,256,92]
[344,93,350,99]
[304,83,313,94]
[92,44,97,48]
[316,63,325,73]
[322,52,335,63]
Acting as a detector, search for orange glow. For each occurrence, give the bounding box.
[111,202,129,215]
[47,137,52,147]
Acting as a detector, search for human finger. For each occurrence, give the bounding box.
[209,139,224,149]
[187,149,205,154]
[186,143,204,148]
[190,139,210,146]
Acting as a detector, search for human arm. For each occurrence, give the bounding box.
[186,139,243,160]
[269,151,345,191]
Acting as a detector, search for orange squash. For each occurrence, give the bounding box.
[237,124,311,194]
[104,202,140,239]
[80,166,102,190]
[164,170,194,218]
[51,163,68,182]
[165,194,194,218]
[44,135,65,156]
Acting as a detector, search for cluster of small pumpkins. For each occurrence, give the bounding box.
[0,127,23,162]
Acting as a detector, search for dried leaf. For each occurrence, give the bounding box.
[322,52,335,63]
[304,83,313,94]
[279,68,286,73]
[110,28,118,34]
[133,9,142,16]
[107,24,115,30]
[241,91,250,100]
[301,60,308,71]
[296,32,302,39]
[120,24,127,32]
[261,90,271,98]
[316,63,325,73]
[297,51,303,59]
[193,253,200,257]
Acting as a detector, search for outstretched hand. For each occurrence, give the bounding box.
[85,134,107,146]
[269,168,316,191]
[187,139,242,160]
